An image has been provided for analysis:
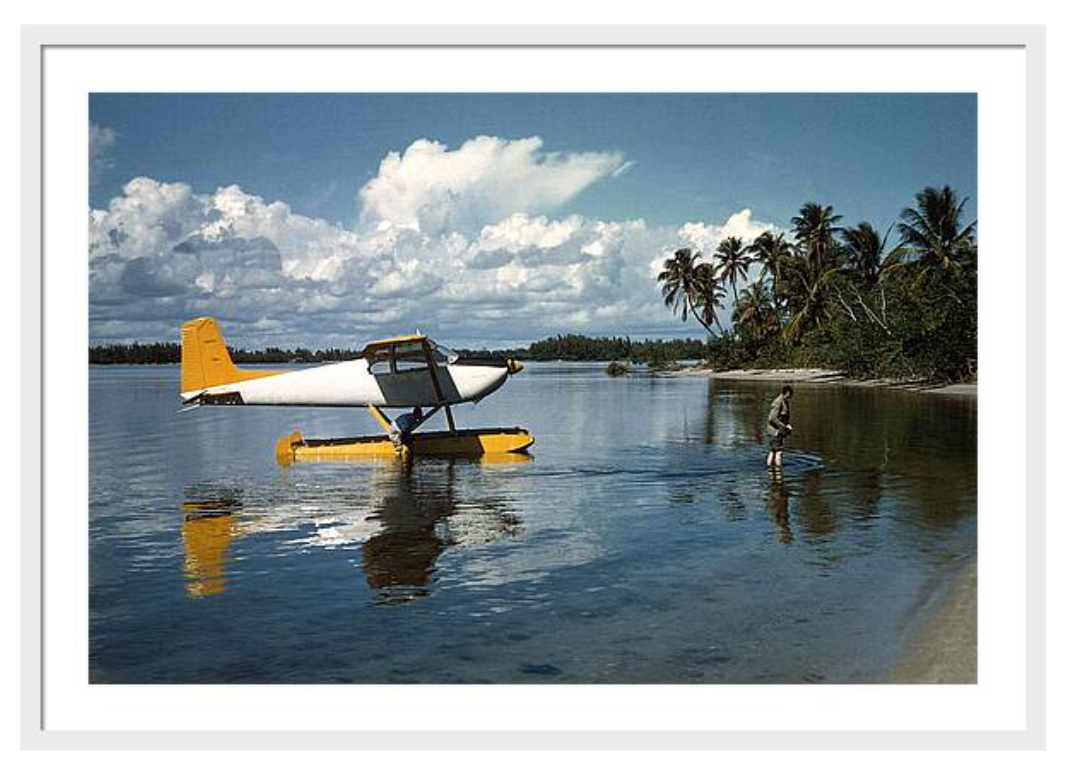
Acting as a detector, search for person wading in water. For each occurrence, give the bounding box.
[766,385,794,469]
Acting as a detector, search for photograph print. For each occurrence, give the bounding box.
[88,92,977,684]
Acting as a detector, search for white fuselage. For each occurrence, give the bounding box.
[181,358,510,408]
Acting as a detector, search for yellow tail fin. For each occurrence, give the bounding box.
[180,317,282,394]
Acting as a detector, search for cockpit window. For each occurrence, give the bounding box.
[366,339,456,375]
[393,344,430,373]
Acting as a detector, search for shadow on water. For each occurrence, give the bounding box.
[182,458,524,604]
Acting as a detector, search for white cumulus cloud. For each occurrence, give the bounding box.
[90,177,206,259]
[358,136,625,235]
[89,137,781,347]
[676,208,777,258]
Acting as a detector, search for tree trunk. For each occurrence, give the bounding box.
[688,298,723,337]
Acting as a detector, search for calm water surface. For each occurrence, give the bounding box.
[89,363,976,683]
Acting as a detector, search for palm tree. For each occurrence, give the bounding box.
[791,203,842,274]
[713,236,752,305]
[840,221,891,288]
[657,248,725,337]
[896,185,976,278]
[732,281,780,342]
[693,262,728,335]
[781,260,845,343]
[748,230,794,305]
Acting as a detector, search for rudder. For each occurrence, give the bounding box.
[180,317,280,394]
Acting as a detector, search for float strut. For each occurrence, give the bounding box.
[367,405,393,433]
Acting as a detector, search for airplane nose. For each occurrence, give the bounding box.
[507,359,524,375]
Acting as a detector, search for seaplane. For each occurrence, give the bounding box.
[178,317,535,464]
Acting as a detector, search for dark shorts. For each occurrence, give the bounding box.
[769,433,785,453]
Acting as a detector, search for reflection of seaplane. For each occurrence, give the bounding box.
[178,317,535,463]
[181,491,243,597]
[181,461,524,602]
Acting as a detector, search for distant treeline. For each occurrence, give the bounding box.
[89,334,705,366]
[88,342,366,365]
[461,334,704,364]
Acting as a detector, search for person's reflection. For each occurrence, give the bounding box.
[182,492,243,597]
[766,472,794,545]
[361,460,523,604]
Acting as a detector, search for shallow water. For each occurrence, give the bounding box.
[89,363,976,683]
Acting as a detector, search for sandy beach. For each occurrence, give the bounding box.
[658,366,977,398]
[888,561,978,683]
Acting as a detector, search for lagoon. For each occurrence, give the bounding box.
[89,362,976,683]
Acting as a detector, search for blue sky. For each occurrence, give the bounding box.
[89,93,976,347]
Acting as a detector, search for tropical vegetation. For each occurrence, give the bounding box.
[656,185,977,381]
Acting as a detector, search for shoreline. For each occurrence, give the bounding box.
[887,560,978,684]
[658,366,977,398]
[662,363,977,682]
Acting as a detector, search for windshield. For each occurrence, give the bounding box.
[427,339,458,365]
